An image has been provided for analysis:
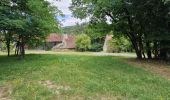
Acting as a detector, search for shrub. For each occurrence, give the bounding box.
[90,43,103,52]
[106,36,132,53]
[76,34,91,51]
[116,36,132,52]
[107,39,119,53]
[0,42,14,52]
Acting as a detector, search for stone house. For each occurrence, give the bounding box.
[45,33,76,50]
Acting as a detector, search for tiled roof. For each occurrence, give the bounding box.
[47,34,76,49]
[46,33,63,42]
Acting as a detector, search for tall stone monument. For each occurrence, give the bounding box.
[103,34,113,52]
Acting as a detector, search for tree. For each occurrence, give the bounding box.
[70,0,170,59]
[0,0,23,56]
[0,0,60,58]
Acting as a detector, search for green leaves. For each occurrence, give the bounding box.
[76,33,91,51]
[0,0,60,56]
[71,0,170,59]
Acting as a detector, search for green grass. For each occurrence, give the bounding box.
[0,53,170,100]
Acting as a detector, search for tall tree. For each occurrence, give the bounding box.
[0,0,60,58]
[70,0,170,59]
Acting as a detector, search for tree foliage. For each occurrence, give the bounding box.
[0,0,59,58]
[62,23,88,34]
[75,33,91,51]
[62,23,107,52]
[71,0,170,59]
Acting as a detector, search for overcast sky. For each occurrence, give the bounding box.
[47,0,88,27]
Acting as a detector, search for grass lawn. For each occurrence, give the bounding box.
[0,52,170,100]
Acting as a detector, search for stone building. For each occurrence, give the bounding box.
[46,33,76,50]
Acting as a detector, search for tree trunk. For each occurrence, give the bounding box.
[20,35,25,59]
[135,48,142,59]
[6,33,11,57]
[15,41,20,56]
[124,8,142,59]
[129,36,142,59]
[18,35,25,59]
[146,42,152,59]
[6,40,10,57]
[160,41,168,60]
[153,42,159,59]
[139,36,145,59]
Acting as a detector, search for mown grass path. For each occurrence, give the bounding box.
[0,53,170,100]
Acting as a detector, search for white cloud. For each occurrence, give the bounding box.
[48,0,72,15]
[62,16,89,26]
[48,0,89,27]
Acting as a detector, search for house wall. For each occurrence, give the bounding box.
[45,42,62,50]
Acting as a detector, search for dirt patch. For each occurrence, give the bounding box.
[125,58,170,80]
[39,81,125,100]
[91,95,124,100]
[39,80,71,95]
[52,94,125,100]
[0,85,12,100]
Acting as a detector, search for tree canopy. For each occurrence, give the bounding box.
[0,0,60,58]
[71,0,170,59]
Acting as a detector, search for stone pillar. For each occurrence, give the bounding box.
[0,41,2,51]
[103,34,113,52]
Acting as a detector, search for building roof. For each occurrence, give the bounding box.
[46,33,63,42]
[46,33,76,49]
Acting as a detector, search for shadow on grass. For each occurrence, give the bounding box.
[0,54,170,99]
[123,57,170,66]
[0,54,55,81]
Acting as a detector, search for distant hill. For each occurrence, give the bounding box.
[61,23,88,34]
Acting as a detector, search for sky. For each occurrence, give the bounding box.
[47,0,88,27]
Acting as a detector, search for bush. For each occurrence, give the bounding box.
[90,43,103,52]
[117,37,132,52]
[106,36,132,53]
[107,39,119,53]
[0,42,14,52]
[76,34,91,51]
